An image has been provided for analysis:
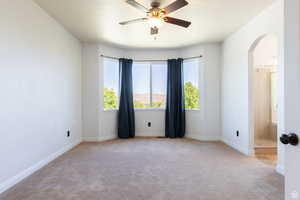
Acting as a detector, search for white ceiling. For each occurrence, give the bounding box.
[33,0,275,49]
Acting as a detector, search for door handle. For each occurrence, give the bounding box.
[280,133,299,146]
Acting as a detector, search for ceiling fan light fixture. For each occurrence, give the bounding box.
[120,0,191,35]
[147,17,164,28]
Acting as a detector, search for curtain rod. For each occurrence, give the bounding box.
[100,54,202,62]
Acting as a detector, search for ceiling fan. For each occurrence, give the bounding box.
[119,0,191,35]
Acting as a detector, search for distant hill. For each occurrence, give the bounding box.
[134,93,166,104]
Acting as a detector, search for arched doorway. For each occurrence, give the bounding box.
[249,34,279,166]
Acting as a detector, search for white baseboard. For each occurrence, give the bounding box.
[0,140,81,194]
[83,134,117,142]
[186,133,220,141]
[249,148,255,156]
[83,133,221,141]
[276,164,285,175]
[135,132,165,137]
[98,134,117,141]
[222,138,250,155]
[82,136,99,142]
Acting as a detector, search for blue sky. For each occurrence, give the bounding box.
[152,63,168,94]
[103,58,119,93]
[183,59,199,86]
[132,63,150,94]
[103,58,199,95]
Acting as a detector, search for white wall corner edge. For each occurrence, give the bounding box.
[99,134,117,142]
[83,134,117,142]
[0,140,81,194]
[82,136,100,142]
[276,164,285,175]
[222,138,250,155]
[186,133,221,141]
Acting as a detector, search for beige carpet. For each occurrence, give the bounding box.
[0,138,284,200]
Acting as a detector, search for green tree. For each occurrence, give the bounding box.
[104,88,118,110]
[134,101,145,108]
[152,102,163,108]
[184,82,199,109]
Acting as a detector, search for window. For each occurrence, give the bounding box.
[151,63,167,108]
[132,62,167,109]
[103,58,201,111]
[183,59,200,110]
[103,58,119,110]
[132,62,151,108]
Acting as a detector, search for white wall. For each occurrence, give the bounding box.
[82,44,100,141]
[0,0,82,193]
[179,44,221,140]
[221,0,284,174]
[253,35,278,67]
[82,43,221,141]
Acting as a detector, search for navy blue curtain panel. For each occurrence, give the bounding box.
[165,58,186,138]
[118,58,135,139]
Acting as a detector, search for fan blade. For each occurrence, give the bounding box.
[151,27,159,35]
[163,0,188,14]
[126,0,149,13]
[119,18,148,25]
[164,16,191,28]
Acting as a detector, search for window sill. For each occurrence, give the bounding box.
[187,109,201,112]
[103,108,165,112]
[135,108,165,111]
[103,109,118,112]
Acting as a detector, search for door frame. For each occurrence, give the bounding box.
[248,34,282,169]
[284,0,300,198]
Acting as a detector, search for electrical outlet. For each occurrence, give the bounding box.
[67,130,71,137]
[147,122,151,127]
[236,130,239,137]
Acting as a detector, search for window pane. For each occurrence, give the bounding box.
[103,58,119,110]
[152,63,167,108]
[184,59,200,110]
[132,62,150,108]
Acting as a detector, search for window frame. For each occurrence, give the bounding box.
[102,58,203,112]
[132,60,167,110]
[102,57,120,111]
[183,58,202,111]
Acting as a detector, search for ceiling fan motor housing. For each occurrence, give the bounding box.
[120,0,191,35]
[151,1,161,8]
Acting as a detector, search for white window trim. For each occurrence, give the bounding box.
[102,57,120,111]
[102,58,203,112]
[183,58,202,111]
[132,60,167,109]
